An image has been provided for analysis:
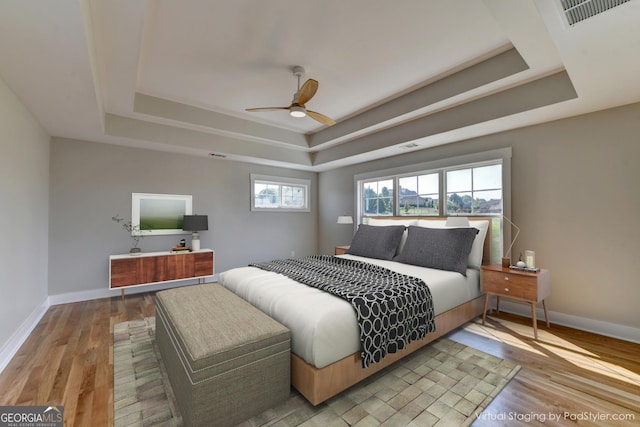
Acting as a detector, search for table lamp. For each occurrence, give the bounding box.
[182,215,208,251]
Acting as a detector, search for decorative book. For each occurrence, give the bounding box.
[509,265,540,273]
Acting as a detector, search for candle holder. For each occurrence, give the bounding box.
[525,250,536,269]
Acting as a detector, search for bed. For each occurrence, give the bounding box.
[218,216,493,405]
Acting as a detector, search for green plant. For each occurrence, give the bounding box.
[112,215,145,250]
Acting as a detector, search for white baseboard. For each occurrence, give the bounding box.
[47,275,218,306]
[496,300,640,344]
[1,275,218,374]
[0,299,50,374]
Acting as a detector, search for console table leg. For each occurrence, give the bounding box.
[542,299,550,327]
[531,303,538,339]
[482,294,489,325]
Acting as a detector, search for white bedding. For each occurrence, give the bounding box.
[218,254,480,368]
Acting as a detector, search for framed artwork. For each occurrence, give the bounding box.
[132,193,192,236]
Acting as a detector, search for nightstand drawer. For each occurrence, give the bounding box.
[482,270,538,300]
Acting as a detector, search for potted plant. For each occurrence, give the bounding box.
[112,215,148,254]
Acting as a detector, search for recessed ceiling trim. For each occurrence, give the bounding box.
[133,93,308,149]
[105,114,313,167]
[307,47,529,148]
[313,70,577,166]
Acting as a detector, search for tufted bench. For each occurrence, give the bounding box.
[155,284,291,427]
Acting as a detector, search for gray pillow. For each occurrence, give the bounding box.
[393,226,479,275]
[346,224,406,260]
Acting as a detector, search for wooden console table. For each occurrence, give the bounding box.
[109,249,214,299]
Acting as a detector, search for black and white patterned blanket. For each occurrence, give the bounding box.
[250,255,435,368]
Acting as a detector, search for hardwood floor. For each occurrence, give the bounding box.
[0,292,638,426]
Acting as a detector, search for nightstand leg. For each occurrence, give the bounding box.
[542,300,550,327]
[482,294,489,325]
[495,296,500,314]
[121,289,124,301]
[531,303,538,339]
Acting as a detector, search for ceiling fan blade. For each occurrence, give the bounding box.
[298,79,318,105]
[245,107,290,112]
[306,110,336,126]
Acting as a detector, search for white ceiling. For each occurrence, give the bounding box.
[1,0,639,171]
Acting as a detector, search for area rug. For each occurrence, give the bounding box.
[114,317,520,427]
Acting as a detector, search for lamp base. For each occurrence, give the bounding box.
[191,231,200,251]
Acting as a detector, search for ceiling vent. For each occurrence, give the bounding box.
[560,0,631,26]
[398,142,420,150]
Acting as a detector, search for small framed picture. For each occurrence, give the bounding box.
[132,193,192,236]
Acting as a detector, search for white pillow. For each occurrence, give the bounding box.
[416,219,489,269]
[368,218,418,255]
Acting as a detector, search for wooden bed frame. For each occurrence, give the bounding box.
[291,216,494,405]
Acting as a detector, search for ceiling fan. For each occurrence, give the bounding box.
[245,66,336,126]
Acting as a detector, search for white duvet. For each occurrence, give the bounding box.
[218,254,480,368]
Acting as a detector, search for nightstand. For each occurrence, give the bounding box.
[334,245,350,255]
[481,264,551,339]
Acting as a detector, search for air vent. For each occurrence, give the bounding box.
[398,142,419,150]
[560,0,631,26]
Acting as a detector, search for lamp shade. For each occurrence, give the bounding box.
[182,215,208,231]
[337,215,353,224]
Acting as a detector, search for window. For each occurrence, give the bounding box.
[445,164,502,215]
[362,178,394,216]
[358,161,502,219]
[399,173,439,216]
[251,174,310,212]
[355,148,511,265]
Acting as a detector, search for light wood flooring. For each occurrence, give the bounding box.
[0,291,638,426]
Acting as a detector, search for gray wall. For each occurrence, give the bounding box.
[0,76,50,349]
[319,102,640,331]
[48,138,318,296]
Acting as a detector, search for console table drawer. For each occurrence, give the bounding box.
[109,250,215,294]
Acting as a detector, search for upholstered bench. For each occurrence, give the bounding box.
[155,284,291,427]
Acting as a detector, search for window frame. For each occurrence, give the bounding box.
[250,174,311,212]
[354,148,512,264]
[443,161,504,216]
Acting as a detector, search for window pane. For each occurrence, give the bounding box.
[446,169,471,192]
[399,173,439,216]
[472,190,502,214]
[447,191,472,213]
[282,185,305,208]
[473,164,501,190]
[256,184,280,208]
[418,174,438,194]
[363,179,394,216]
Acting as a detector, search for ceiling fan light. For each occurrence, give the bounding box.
[290,105,306,118]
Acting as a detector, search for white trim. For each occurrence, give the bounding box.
[493,300,640,344]
[0,276,216,374]
[250,174,311,212]
[354,147,512,182]
[0,299,50,374]
[48,274,219,306]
